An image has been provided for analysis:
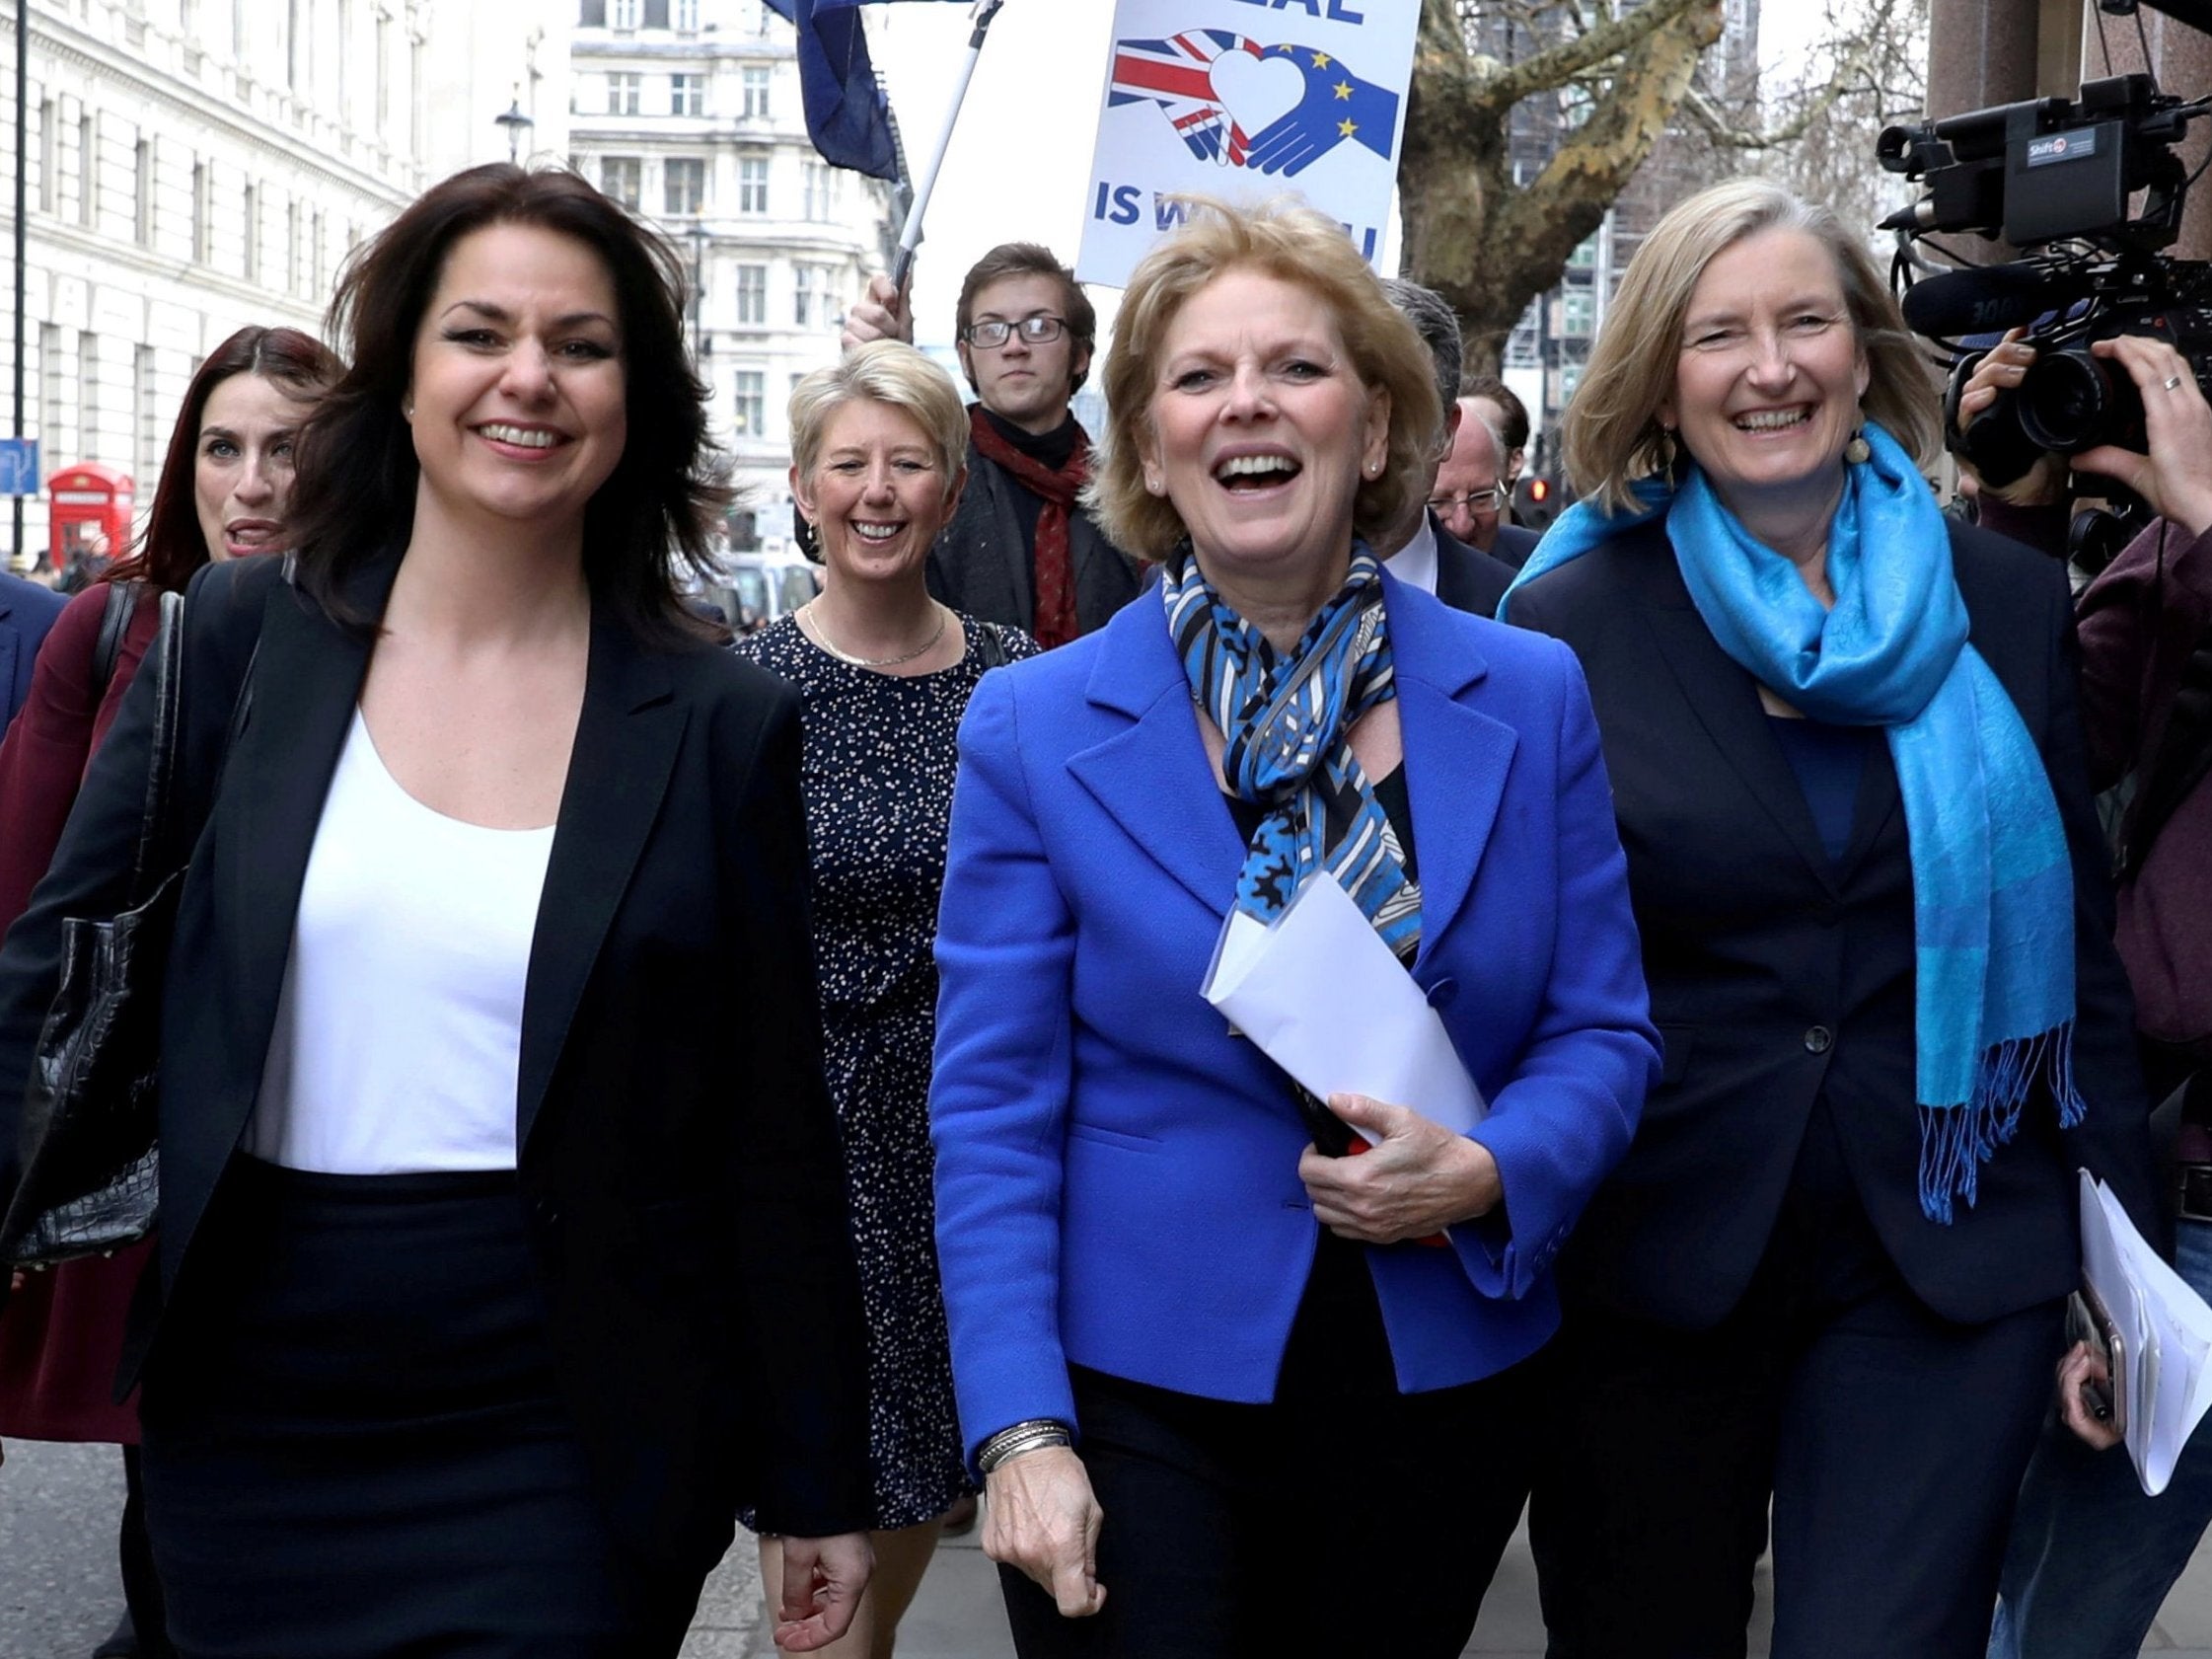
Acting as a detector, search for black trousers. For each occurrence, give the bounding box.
[1528,1108,2064,1659]
[1000,1354,1543,1659]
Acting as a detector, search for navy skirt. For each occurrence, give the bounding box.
[138,1158,700,1659]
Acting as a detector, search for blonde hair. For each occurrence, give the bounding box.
[1564,176,1940,515]
[1087,197,1439,561]
[788,339,969,501]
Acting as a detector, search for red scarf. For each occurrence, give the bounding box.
[968,406,1091,649]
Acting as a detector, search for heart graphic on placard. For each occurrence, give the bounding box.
[1209,51,1306,156]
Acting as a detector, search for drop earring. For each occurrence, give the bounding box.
[1844,427,1872,465]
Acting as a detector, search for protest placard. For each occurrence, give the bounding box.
[1077,0,1420,288]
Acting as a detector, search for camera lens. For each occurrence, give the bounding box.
[2018,350,2123,453]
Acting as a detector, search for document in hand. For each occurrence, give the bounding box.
[1201,871,1486,1142]
[2078,1169,2212,1495]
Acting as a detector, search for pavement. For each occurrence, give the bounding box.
[8,1437,2212,1656]
[687,1494,2212,1659]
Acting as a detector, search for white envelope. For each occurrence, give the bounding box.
[2079,1169,2212,1496]
[1202,870,1486,1141]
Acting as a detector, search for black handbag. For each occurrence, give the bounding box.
[1,590,189,1267]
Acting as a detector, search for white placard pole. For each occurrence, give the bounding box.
[889,0,1005,292]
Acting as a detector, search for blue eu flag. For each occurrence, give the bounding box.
[764,0,964,183]
[1245,43,1401,179]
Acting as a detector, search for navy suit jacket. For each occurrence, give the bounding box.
[1489,521,1542,571]
[1511,519,2159,1328]
[1432,514,1516,618]
[928,567,1659,1458]
[0,572,66,734]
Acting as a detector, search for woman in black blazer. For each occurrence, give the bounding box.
[1504,179,2158,1659]
[0,166,871,1657]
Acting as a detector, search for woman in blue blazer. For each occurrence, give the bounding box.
[927,200,1659,1659]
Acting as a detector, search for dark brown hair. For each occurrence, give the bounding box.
[954,242,1097,397]
[287,163,726,645]
[103,327,339,593]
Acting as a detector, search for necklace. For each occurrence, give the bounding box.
[802,600,949,669]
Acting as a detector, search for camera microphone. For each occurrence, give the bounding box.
[1900,263,2101,339]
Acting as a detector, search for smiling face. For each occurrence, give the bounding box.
[193,372,309,562]
[405,220,627,540]
[1139,266,1388,588]
[792,398,961,591]
[1661,227,1870,516]
[956,272,1087,435]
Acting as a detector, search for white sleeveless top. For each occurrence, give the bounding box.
[247,710,556,1173]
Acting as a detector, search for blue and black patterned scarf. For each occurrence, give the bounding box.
[1162,546,1421,961]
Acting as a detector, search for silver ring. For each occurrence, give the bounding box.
[2166,375,2186,392]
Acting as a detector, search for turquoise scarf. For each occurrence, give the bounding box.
[1502,424,2083,1223]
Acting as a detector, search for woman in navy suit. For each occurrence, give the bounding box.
[1505,178,2159,1658]
[926,199,1659,1658]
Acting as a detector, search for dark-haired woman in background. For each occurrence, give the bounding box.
[0,165,871,1657]
[0,323,337,1659]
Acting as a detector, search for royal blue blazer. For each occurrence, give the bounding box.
[929,568,1660,1462]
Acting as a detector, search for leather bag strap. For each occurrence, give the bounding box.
[88,580,139,707]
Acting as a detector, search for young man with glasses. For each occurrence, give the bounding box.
[844,244,1137,645]
[1433,404,1541,569]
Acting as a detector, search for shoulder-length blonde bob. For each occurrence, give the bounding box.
[1565,176,1940,515]
[788,339,970,500]
[1088,197,1439,561]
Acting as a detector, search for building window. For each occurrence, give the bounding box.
[611,0,640,28]
[802,160,833,221]
[243,182,259,280]
[79,336,99,464]
[579,0,605,23]
[736,264,767,325]
[1567,234,1597,270]
[77,112,95,227]
[675,0,699,29]
[741,65,771,119]
[608,72,640,115]
[288,198,304,295]
[793,264,815,329]
[377,15,391,129]
[664,157,704,216]
[39,325,63,456]
[600,156,641,209]
[734,370,766,437]
[738,153,769,214]
[133,136,152,246]
[1559,361,1585,403]
[134,345,159,493]
[37,97,54,213]
[1560,290,1594,339]
[670,72,703,116]
[191,158,210,263]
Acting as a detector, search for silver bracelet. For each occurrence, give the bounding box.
[978,1418,1072,1474]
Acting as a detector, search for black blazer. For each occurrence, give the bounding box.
[1432,514,1517,619]
[1511,518,2158,1329]
[0,553,870,1570]
[924,436,1139,638]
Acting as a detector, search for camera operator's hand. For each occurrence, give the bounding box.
[2075,336,2212,539]
[1954,329,2068,507]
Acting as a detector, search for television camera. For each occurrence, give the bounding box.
[1879,63,2212,500]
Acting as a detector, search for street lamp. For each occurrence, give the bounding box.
[493,91,534,165]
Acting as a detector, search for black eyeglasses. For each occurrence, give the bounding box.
[963,316,1068,349]
[1429,486,1504,514]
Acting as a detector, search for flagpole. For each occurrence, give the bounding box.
[888,0,1003,291]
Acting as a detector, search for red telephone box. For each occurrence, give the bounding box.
[47,462,135,575]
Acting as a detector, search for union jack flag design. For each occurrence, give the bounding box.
[1108,30,1265,166]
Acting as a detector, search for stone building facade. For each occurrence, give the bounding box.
[568,0,897,554]
[0,0,483,568]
